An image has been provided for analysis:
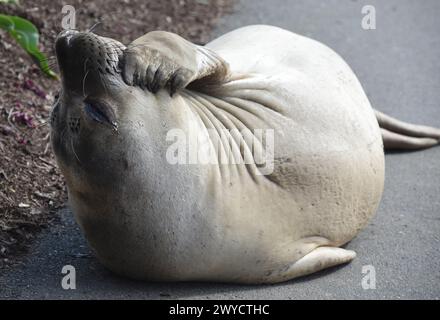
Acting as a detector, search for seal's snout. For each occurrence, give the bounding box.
[55,30,126,94]
[55,30,79,71]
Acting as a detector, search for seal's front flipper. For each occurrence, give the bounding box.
[375,110,440,150]
[267,247,356,283]
[122,31,230,96]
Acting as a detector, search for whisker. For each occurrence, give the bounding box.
[48,65,58,69]
[60,126,67,142]
[39,55,57,60]
[38,50,56,54]
[88,21,102,33]
[81,57,91,97]
[71,138,82,165]
[35,121,49,129]
[83,57,90,74]
[82,69,90,97]
[97,71,109,95]
[43,142,50,155]
[46,61,58,67]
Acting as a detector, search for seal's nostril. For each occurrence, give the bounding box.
[55,30,78,49]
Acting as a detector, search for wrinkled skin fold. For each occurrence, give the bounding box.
[51,25,440,283]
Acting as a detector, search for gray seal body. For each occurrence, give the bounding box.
[51,25,439,283]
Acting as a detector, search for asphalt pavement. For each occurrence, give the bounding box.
[0,0,439,299]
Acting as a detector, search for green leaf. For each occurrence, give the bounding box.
[0,0,20,4]
[0,14,58,79]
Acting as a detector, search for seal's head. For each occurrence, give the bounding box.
[51,30,163,197]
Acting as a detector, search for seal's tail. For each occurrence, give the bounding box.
[375,110,440,150]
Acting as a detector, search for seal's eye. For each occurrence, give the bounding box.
[84,98,117,131]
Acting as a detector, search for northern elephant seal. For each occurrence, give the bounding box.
[51,25,440,283]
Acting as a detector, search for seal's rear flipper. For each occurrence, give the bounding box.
[375,110,440,150]
[381,129,438,150]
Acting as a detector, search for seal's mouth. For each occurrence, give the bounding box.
[55,30,126,95]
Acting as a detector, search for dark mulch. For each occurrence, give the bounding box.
[0,0,232,268]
